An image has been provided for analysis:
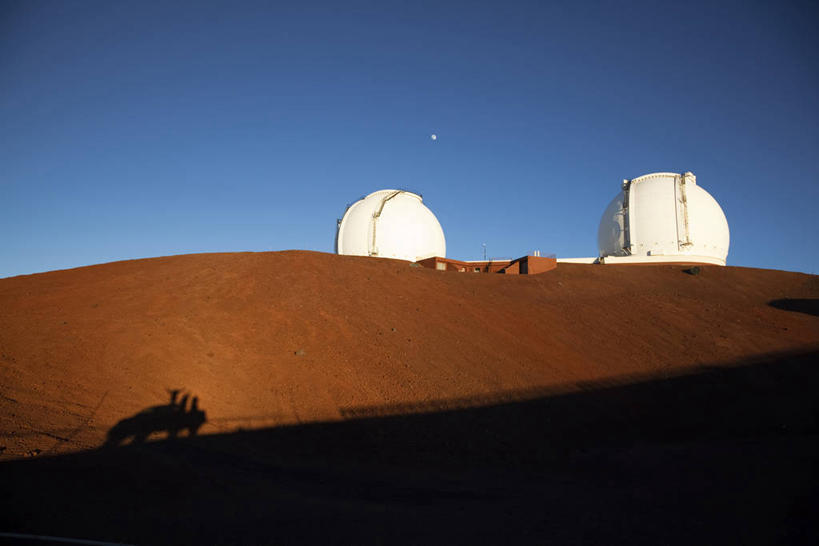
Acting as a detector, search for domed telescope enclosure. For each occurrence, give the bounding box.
[336,189,446,262]
[597,172,730,265]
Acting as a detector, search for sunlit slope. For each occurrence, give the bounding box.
[1,251,817,458]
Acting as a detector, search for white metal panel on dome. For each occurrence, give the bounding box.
[597,172,730,265]
[629,173,685,256]
[683,181,730,260]
[597,192,627,257]
[336,189,446,262]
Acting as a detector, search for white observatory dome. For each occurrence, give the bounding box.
[336,189,446,262]
[597,172,730,265]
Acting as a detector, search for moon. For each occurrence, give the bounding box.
[430,134,437,141]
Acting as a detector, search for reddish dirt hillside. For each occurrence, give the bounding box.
[1,251,817,459]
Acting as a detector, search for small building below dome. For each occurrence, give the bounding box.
[417,255,557,275]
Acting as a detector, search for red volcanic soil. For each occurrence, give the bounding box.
[1,251,817,544]
[1,251,817,457]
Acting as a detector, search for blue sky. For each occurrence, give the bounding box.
[2,0,818,277]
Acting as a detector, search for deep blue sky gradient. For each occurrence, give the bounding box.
[2,0,818,277]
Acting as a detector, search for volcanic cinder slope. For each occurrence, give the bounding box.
[1,252,818,545]
[0,251,817,458]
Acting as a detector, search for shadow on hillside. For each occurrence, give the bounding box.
[105,389,206,446]
[769,298,819,317]
[1,350,818,546]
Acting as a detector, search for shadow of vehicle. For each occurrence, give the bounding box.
[105,392,206,446]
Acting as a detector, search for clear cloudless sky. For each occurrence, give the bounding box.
[2,0,818,277]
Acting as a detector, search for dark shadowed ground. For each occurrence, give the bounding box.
[770,298,819,318]
[2,350,817,545]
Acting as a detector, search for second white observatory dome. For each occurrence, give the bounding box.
[336,189,446,262]
[597,172,730,265]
